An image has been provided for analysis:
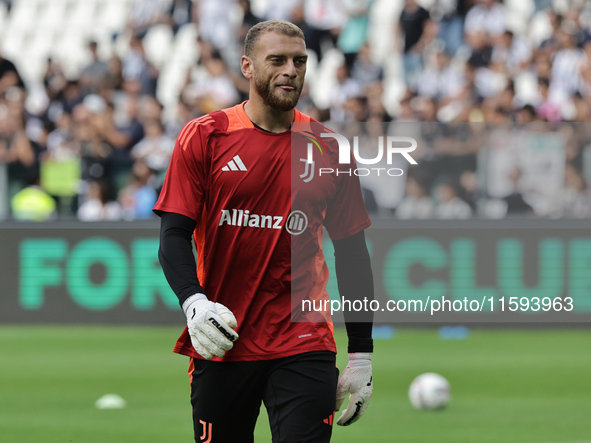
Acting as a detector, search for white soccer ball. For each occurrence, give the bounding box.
[408,372,451,410]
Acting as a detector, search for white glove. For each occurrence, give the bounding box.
[183,294,239,360]
[335,353,373,426]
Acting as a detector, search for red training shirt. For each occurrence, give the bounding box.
[154,101,370,361]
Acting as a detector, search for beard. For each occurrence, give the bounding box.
[253,71,303,112]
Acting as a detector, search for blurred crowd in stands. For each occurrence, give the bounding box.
[1,0,591,221]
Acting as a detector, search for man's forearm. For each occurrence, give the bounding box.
[158,211,204,307]
[333,230,374,353]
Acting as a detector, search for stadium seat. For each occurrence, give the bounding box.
[1,27,25,60]
[172,23,198,60]
[528,9,553,48]
[96,0,129,34]
[52,30,91,78]
[303,49,319,91]
[505,0,534,34]
[514,71,539,105]
[65,0,96,30]
[310,48,343,109]
[143,24,174,69]
[382,76,406,117]
[9,0,39,33]
[157,60,188,109]
[370,0,403,65]
[37,1,68,34]
[0,2,7,34]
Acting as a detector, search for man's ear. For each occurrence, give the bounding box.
[241,55,253,80]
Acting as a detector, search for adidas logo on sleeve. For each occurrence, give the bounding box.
[222,155,248,172]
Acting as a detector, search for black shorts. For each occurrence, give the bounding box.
[189,351,339,443]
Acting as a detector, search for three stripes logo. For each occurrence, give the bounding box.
[222,155,248,172]
[323,411,335,427]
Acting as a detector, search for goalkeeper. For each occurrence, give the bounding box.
[155,19,374,442]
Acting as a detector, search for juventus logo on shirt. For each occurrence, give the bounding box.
[222,155,248,171]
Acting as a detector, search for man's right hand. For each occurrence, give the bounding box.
[183,294,239,360]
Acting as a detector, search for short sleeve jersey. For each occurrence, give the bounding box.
[154,101,371,361]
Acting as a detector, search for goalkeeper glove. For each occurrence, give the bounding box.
[183,294,239,360]
[335,353,373,426]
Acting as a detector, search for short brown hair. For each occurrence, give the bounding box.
[244,20,305,58]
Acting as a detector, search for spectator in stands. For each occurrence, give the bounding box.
[166,96,194,138]
[79,41,110,95]
[434,178,472,219]
[464,0,506,49]
[138,95,165,123]
[59,80,84,116]
[397,0,433,90]
[563,164,591,218]
[366,92,392,122]
[42,58,68,108]
[166,0,194,35]
[573,92,591,121]
[77,180,121,221]
[46,110,76,161]
[196,0,239,55]
[536,77,561,121]
[538,10,562,56]
[531,52,552,87]
[502,167,534,215]
[396,175,435,219]
[0,45,25,94]
[75,102,113,185]
[337,0,373,67]
[329,63,361,121]
[548,25,585,107]
[183,50,240,114]
[122,34,159,96]
[106,56,125,93]
[396,0,437,91]
[417,50,464,102]
[436,0,469,56]
[515,104,539,123]
[491,31,532,77]
[238,0,263,45]
[118,159,157,220]
[100,98,144,152]
[304,0,347,61]
[351,43,383,91]
[459,170,482,212]
[89,97,143,192]
[1,106,37,195]
[563,6,591,49]
[126,0,166,39]
[343,95,369,121]
[131,117,174,179]
[579,40,591,95]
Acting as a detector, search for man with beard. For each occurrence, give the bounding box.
[154,20,374,442]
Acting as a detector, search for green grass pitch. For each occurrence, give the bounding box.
[1,326,590,442]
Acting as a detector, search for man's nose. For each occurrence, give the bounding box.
[283,60,297,77]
